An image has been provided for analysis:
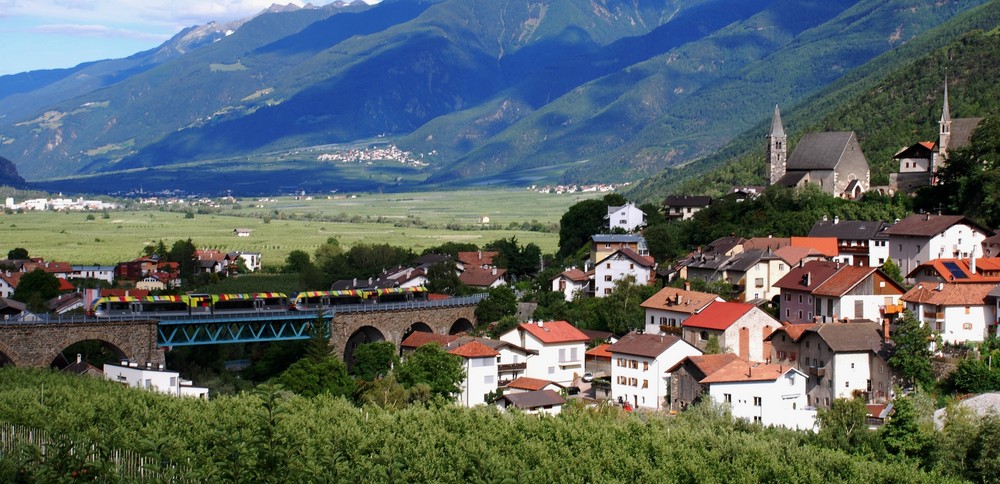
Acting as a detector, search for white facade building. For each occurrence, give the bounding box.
[608,332,702,410]
[703,361,815,430]
[902,282,997,344]
[449,341,500,407]
[884,214,988,278]
[641,287,723,335]
[605,202,647,232]
[594,249,655,297]
[550,268,592,302]
[104,361,208,399]
[498,321,588,385]
[69,265,116,284]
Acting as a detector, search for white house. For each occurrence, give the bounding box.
[901,282,997,344]
[594,248,655,297]
[702,360,815,430]
[449,341,500,407]
[681,302,780,362]
[884,214,988,278]
[498,321,588,385]
[504,376,564,394]
[809,265,906,323]
[550,268,592,302]
[608,332,702,410]
[103,361,209,399]
[69,265,116,284]
[767,321,893,408]
[641,286,723,335]
[605,202,646,232]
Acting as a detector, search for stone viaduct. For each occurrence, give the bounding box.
[0,320,164,368]
[0,302,479,368]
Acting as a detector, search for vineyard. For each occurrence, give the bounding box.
[0,368,952,482]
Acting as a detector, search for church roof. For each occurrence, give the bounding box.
[770,105,785,138]
[775,171,808,187]
[787,132,858,170]
[948,118,984,151]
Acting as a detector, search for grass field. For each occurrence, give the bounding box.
[0,189,602,268]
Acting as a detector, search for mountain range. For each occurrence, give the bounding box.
[0,0,993,195]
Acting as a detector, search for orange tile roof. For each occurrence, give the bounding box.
[743,237,791,251]
[400,332,458,348]
[57,279,76,292]
[678,353,743,376]
[459,266,507,287]
[811,266,878,297]
[773,246,814,266]
[790,236,838,257]
[552,268,590,282]
[585,343,613,359]
[699,360,799,384]
[506,376,561,391]
[901,282,996,306]
[907,258,1000,283]
[765,323,817,342]
[457,251,498,267]
[448,340,499,358]
[518,321,589,344]
[681,302,754,331]
[640,286,720,314]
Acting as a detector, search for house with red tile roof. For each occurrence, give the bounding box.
[550,267,593,301]
[701,360,814,429]
[667,353,742,412]
[456,251,498,271]
[766,321,892,408]
[594,248,655,297]
[458,265,507,289]
[505,376,564,394]
[400,332,537,385]
[884,213,989,279]
[902,282,997,344]
[449,341,500,407]
[641,286,724,336]
[681,301,779,362]
[790,236,839,258]
[906,258,1000,285]
[810,265,906,323]
[608,332,702,410]
[498,320,588,385]
[773,260,842,323]
[495,389,566,415]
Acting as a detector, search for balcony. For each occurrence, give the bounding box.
[498,362,527,373]
[808,365,826,378]
[881,304,903,315]
[923,311,944,320]
[659,325,683,336]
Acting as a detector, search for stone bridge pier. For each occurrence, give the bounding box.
[0,320,164,368]
[329,305,478,363]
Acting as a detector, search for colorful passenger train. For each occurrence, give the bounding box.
[89,287,428,317]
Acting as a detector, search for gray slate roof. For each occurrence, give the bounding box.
[809,220,887,240]
[787,132,856,170]
[949,118,984,151]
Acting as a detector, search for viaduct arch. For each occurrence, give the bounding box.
[0,320,164,368]
[331,304,478,361]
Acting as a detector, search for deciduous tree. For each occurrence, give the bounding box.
[889,310,935,388]
[395,344,464,400]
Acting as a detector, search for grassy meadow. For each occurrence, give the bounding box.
[0,189,602,268]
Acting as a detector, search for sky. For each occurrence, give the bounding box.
[0,1,375,76]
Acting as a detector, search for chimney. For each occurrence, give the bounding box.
[537,321,544,328]
[492,267,497,276]
[478,250,482,260]
[834,215,839,225]
[971,248,977,274]
[676,294,683,305]
[822,214,828,222]
[937,282,944,291]
[353,278,357,287]
[684,281,691,291]
[882,318,890,341]
[925,213,931,221]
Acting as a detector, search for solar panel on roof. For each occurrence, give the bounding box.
[942,261,968,280]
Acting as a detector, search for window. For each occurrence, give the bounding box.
[850,363,855,369]
[604,275,613,282]
[785,309,790,317]
[798,310,803,320]
[605,243,611,248]
[484,375,494,385]
[798,295,803,303]
[604,288,611,295]
[642,379,649,389]
[753,416,762,423]
[169,377,177,387]
[779,263,785,270]
[845,381,850,388]
[700,331,709,341]
[963,323,973,330]
[723,393,732,403]
[559,349,566,362]
[630,360,639,369]
[629,263,635,269]
[966,306,971,314]
[753,396,762,406]
[651,315,655,325]
[805,341,810,349]
[548,366,555,374]
[643,361,649,372]
[570,348,578,361]
[785,293,791,301]
[755,278,764,288]
[606,263,611,269]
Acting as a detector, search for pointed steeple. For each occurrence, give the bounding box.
[767,104,787,186]
[940,78,951,129]
[770,104,785,138]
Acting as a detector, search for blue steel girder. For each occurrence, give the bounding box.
[157,312,325,347]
